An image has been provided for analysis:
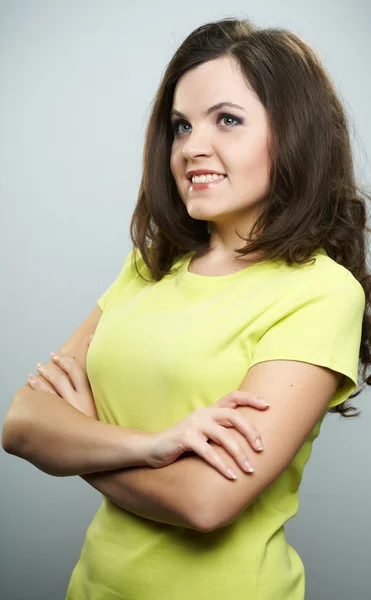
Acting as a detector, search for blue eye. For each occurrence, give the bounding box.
[171,112,243,136]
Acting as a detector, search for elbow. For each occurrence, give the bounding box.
[2,417,28,457]
[1,424,12,453]
[191,494,253,533]
[2,393,70,477]
[188,492,222,533]
[192,508,236,533]
[191,507,222,533]
[2,391,27,454]
[2,410,59,477]
[2,431,67,477]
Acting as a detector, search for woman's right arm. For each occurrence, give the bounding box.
[2,385,154,477]
[1,306,154,477]
[2,304,266,483]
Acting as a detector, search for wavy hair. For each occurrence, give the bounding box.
[129,17,371,417]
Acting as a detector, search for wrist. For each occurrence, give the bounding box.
[120,428,157,468]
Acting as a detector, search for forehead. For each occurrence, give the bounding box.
[172,56,257,110]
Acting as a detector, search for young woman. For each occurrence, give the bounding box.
[3,16,370,600]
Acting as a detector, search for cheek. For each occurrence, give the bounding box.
[170,148,180,179]
[169,151,175,175]
[239,144,270,182]
[255,150,270,183]
[231,146,270,203]
[169,150,186,197]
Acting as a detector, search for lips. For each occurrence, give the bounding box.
[188,175,227,192]
[186,169,227,180]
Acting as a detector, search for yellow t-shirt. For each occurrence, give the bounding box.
[65,247,365,600]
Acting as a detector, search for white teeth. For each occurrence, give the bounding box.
[191,174,226,183]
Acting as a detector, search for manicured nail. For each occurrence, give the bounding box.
[256,438,264,450]
[227,468,237,480]
[244,461,254,473]
[258,398,270,406]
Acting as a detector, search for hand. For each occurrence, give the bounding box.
[147,390,269,480]
[28,338,98,420]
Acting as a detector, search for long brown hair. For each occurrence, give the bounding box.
[129,17,371,417]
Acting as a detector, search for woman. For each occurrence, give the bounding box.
[3,16,370,600]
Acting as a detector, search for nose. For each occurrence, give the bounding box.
[181,134,213,160]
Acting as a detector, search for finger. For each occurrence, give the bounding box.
[36,362,76,400]
[206,424,255,474]
[213,408,264,452]
[188,435,239,480]
[216,390,270,410]
[50,354,89,393]
[231,390,270,409]
[28,374,59,396]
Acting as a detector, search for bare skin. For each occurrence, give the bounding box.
[187,250,265,276]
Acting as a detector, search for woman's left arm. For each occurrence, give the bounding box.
[80,458,205,529]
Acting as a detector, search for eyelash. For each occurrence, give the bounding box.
[171,112,243,136]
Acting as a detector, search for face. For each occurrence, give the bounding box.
[170,55,271,255]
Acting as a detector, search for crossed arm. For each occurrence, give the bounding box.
[5,360,340,533]
[81,360,341,533]
[80,453,210,530]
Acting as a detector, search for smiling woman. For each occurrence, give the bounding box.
[3,14,371,600]
[63,15,370,600]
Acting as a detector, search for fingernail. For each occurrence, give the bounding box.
[36,362,43,369]
[227,468,237,480]
[259,398,270,406]
[28,374,35,381]
[51,352,58,358]
[256,438,264,450]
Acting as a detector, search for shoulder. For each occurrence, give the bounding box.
[276,249,365,308]
[308,249,362,289]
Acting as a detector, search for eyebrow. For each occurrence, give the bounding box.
[170,101,247,119]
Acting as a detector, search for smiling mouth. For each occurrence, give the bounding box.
[188,176,227,192]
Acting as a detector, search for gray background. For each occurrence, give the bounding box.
[1,1,370,599]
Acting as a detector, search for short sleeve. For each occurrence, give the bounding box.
[249,276,365,408]
[97,248,135,315]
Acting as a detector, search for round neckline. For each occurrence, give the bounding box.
[178,250,273,285]
[174,247,329,286]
